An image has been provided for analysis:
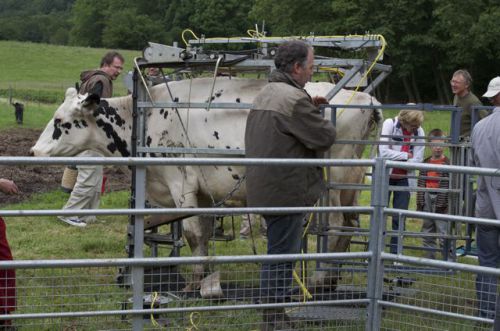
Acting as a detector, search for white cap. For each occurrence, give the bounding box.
[483,76,500,98]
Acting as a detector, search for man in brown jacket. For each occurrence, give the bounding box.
[59,51,124,227]
[245,40,336,330]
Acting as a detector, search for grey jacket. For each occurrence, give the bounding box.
[471,107,500,220]
[245,70,336,208]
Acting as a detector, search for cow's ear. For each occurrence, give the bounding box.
[65,87,78,99]
[82,93,100,109]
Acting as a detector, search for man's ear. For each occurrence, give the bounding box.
[82,93,100,109]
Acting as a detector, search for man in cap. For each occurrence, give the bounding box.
[470,76,500,319]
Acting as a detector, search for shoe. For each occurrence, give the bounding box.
[58,216,87,227]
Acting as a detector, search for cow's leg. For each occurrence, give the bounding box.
[182,212,213,291]
[310,191,345,291]
[161,166,214,291]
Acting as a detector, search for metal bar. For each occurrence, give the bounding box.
[382,253,500,276]
[0,252,372,269]
[385,208,500,226]
[379,301,492,325]
[0,156,376,167]
[365,157,388,330]
[363,70,391,94]
[0,206,373,217]
[325,64,363,100]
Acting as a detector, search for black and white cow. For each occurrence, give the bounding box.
[32,77,382,289]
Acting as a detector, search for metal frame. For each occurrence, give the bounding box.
[1,156,499,330]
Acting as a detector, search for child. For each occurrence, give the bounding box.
[417,128,450,259]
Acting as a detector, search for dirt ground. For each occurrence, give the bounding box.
[0,128,130,205]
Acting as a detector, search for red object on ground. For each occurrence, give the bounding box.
[101,175,107,195]
[0,217,16,315]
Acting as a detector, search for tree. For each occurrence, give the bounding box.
[68,0,107,47]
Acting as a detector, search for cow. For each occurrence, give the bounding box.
[31,77,382,291]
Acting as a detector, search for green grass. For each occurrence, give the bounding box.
[0,40,141,101]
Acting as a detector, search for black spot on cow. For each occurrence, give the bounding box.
[52,119,62,140]
[73,120,82,129]
[236,147,241,149]
[160,109,164,115]
[208,145,214,149]
[226,146,231,149]
[227,167,232,172]
[95,100,125,128]
[205,118,208,123]
[215,90,222,98]
[107,143,117,153]
[81,120,88,127]
[147,112,152,118]
[64,130,69,134]
[205,96,216,103]
[129,125,132,130]
[146,136,152,147]
[213,131,219,140]
[236,98,241,103]
[232,174,240,180]
[163,110,168,120]
[96,118,130,156]
[61,122,72,130]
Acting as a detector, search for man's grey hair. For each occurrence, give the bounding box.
[274,40,313,74]
[453,69,473,89]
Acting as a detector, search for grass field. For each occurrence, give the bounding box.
[0,41,484,330]
[0,40,140,102]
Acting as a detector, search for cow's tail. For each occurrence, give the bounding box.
[369,107,384,159]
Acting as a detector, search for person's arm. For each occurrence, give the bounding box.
[88,81,104,98]
[378,119,409,160]
[287,95,336,152]
[0,178,18,195]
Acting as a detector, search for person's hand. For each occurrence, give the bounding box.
[0,179,19,195]
[312,96,329,107]
[407,152,413,159]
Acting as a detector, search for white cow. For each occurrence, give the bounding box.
[32,77,382,290]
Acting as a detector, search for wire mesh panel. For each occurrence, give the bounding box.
[4,256,369,330]
[379,261,494,331]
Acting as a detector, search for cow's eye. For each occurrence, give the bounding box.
[54,118,61,125]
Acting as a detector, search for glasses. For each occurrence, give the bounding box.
[450,79,465,85]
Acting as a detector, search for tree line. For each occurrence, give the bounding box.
[1,0,499,103]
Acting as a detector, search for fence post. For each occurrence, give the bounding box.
[131,69,145,331]
[366,157,389,330]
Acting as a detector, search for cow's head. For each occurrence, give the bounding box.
[31,88,102,156]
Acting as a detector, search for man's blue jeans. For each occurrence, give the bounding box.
[388,178,410,254]
[476,224,500,319]
[260,213,304,302]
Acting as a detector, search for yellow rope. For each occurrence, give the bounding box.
[186,312,201,330]
[150,292,161,328]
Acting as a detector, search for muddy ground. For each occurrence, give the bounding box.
[0,128,130,205]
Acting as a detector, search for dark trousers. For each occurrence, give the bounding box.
[388,178,410,254]
[476,224,500,319]
[260,213,304,302]
[14,108,23,124]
